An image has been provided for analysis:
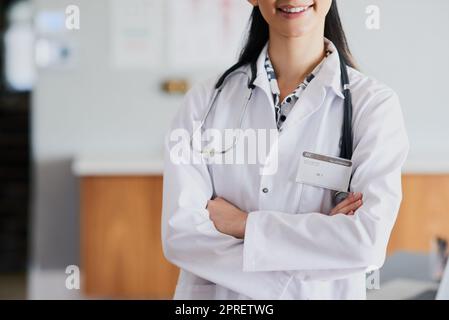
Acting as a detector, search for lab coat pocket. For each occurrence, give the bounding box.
[294,154,326,214]
[298,184,327,214]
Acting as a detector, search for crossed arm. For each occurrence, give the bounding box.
[207,192,364,239]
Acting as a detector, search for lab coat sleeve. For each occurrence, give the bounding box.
[243,89,409,279]
[161,81,292,299]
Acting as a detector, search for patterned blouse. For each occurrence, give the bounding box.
[264,46,332,130]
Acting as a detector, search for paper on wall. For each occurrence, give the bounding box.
[110,0,164,70]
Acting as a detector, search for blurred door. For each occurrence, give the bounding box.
[0,0,32,273]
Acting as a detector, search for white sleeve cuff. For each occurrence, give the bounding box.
[242,211,261,272]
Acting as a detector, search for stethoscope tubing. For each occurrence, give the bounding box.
[190,70,254,156]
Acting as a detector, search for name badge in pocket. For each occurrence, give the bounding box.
[296,151,352,192]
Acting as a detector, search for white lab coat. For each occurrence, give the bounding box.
[161,40,409,300]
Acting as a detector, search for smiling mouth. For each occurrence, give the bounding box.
[277,4,314,15]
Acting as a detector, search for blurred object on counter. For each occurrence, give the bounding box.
[430,236,448,281]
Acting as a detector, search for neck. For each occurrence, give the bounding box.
[267,29,326,86]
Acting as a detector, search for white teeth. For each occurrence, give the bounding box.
[281,6,309,13]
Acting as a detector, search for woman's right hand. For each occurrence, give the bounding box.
[329,192,363,216]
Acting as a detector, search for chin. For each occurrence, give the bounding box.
[280,25,315,38]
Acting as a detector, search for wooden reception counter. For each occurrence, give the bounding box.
[74,156,178,299]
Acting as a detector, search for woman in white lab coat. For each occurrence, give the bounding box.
[162,0,409,300]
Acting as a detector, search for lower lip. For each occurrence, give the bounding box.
[277,6,313,19]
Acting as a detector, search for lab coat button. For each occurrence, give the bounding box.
[262,188,269,193]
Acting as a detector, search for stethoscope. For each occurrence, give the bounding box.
[189,70,253,158]
[190,51,353,205]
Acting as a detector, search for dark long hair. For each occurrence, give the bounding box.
[216,0,355,89]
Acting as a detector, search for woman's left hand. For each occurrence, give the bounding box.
[207,197,248,239]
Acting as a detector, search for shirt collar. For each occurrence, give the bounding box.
[252,38,345,99]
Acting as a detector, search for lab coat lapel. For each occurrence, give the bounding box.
[251,44,278,129]
[279,43,344,132]
[280,79,327,132]
[252,44,275,108]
